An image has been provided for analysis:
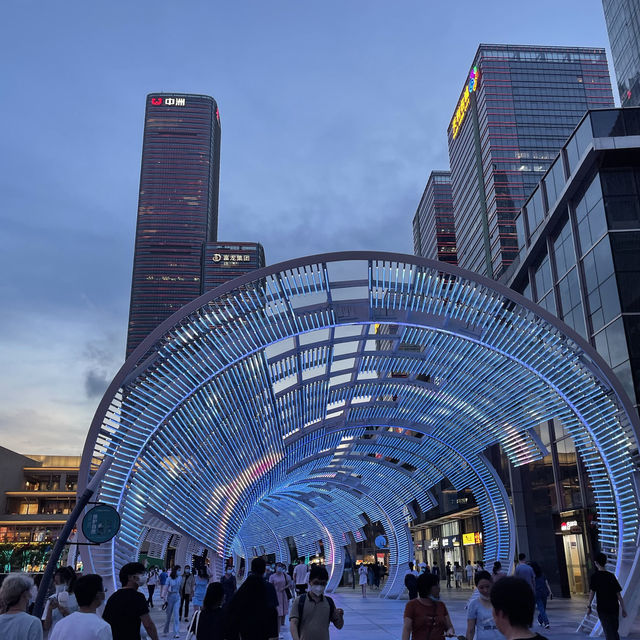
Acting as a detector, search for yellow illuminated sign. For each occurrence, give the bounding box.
[451,66,480,139]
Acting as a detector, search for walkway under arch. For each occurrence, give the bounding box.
[78,252,640,633]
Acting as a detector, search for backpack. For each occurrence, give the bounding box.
[404,573,418,591]
[297,593,336,631]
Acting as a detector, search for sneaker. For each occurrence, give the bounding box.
[544,624,550,629]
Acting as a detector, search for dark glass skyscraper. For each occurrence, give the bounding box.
[447,44,614,278]
[412,171,458,264]
[202,242,265,292]
[602,0,640,106]
[127,93,222,357]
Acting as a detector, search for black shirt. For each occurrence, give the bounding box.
[590,570,622,614]
[195,607,226,640]
[103,588,149,640]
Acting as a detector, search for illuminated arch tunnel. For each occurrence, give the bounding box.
[79,252,640,632]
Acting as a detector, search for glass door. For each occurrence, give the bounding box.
[563,534,587,594]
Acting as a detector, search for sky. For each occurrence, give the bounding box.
[0,0,615,455]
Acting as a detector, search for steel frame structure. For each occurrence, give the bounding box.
[79,252,640,626]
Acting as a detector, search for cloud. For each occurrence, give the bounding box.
[84,369,111,399]
[83,337,122,399]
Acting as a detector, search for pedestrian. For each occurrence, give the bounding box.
[224,557,278,640]
[454,562,463,589]
[146,567,158,608]
[465,570,502,640]
[587,552,627,640]
[289,564,344,640]
[358,562,368,597]
[490,576,546,640]
[373,562,382,590]
[465,561,474,588]
[492,562,507,583]
[418,562,427,574]
[0,572,43,640]
[402,572,455,640]
[220,566,237,605]
[404,562,419,600]
[432,562,441,581]
[293,559,309,596]
[192,567,209,614]
[49,573,112,640]
[103,562,159,640]
[514,554,536,592]
[159,567,169,600]
[268,562,291,629]
[188,582,226,640]
[162,566,181,638]
[528,562,552,630]
[445,561,453,589]
[42,565,78,634]
[180,565,195,622]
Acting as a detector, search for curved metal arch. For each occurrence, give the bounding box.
[79,252,640,619]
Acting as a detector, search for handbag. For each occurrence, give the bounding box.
[285,587,293,600]
[185,609,201,640]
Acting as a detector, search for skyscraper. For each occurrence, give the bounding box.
[447,44,614,278]
[126,93,221,357]
[602,0,640,106]
[412,171,457,264]
[202,242,265,292]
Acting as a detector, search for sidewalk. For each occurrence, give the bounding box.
[145,584,640,639]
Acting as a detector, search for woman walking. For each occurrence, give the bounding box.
[465,571,503,640]
[146,567,158,607]
[269,563,292,629]
[530,562,552,629]
[163,566,181,638]
[192,567,209,614]
[358,563,368,597]
[402,572,455,640]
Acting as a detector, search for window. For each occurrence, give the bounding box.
[552,215,575,279]
[590,110,625,137]
[611,232,640,312]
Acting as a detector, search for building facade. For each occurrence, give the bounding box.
[602,0,640,106]
[447,44,614,279]
[503,106,640,595]
[202,242,266,292]
[0,447,80,572]
[412,171,458,264]
[126,93,222,356]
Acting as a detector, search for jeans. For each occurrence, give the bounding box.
[599,612,620,640]
[536,595,549,626]
[164,592,180,635]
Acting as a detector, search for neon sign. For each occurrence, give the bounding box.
[150,97,186,107]
[451,66,480,139]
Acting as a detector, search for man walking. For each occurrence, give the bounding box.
[103,562,159,640]
[514,553,536,592]
[290,565,344,640]
[587,553,627,640]
[293,559,309,596]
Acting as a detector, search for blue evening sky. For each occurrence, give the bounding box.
[0,0,614,453]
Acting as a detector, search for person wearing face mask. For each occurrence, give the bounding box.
[49,574,112,640]
[269,563,293,629]
[289,565,343,640]
[465,571,503,640]
[162,566,182,638]
[43,566,78,633]
[103,562,159,640]
[402,572,455,640]
[179,565,195,622]
[220,565,237,605]
[0,572,43,639]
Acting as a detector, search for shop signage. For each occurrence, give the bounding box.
[375,535,388,549]
[429,538,439,549]
[560,520,581,532]
[451,65,480,139]
[452,536,460,547]
[462,531,483,545]
[442,537,451,547]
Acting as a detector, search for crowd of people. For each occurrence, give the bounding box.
[0,551,629,640]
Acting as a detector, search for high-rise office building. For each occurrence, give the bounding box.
[412,171,458,264]
[503,106,640,594]
[602,1,640,106]
[127,93,222,356]
[447,44,614,279]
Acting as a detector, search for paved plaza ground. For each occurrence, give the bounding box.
[146,583,640,639]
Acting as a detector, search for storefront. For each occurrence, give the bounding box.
[558,512,590,594]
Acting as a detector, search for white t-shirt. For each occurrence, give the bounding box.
[293,563,308,584]
[49,611,113,640]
